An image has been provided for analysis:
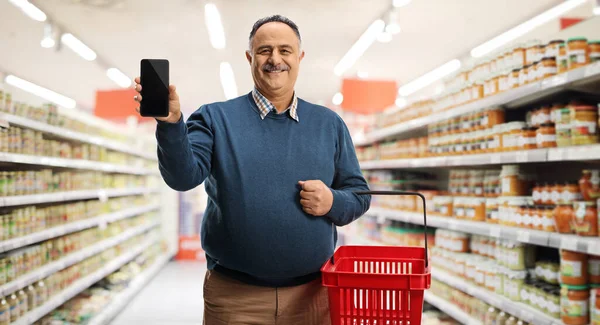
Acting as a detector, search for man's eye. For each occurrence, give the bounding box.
[259,50,270,54]
[281,50,291,54]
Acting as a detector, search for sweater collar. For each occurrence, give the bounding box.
[251,88,299,122]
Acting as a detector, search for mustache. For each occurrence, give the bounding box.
[262,63,290,72]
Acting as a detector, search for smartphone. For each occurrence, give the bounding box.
[140,59,169,117]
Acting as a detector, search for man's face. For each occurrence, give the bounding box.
[246,22,304,96]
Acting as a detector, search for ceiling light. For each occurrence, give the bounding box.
[41,23,56,48]
[470,0,587,58]
[393,0,411,8]
[61,33,97,61]
[385,23,401,35]
[204,3,226,49]
[377,31,392,43]
[398,59,461,97]
[334,19,385,76]
[357,71,369,78]
[332,92,344,106]
[106,68,132,88]
[219,62,237,99]
[5,75,76,108]
[395,97,407,108]
[8,0,47,22]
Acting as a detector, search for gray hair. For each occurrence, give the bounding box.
[248,15,302,51]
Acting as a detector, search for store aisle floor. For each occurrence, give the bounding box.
[111,261,206,325]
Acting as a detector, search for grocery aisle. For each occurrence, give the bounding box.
[111,262,207,325]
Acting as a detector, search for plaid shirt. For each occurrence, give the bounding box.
[251,88,299,122]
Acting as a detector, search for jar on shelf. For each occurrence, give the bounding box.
[529,61,540,83]
[551,183,563,206]
[503,122,527,151]
[542,206,557,232]
[514,46,526,67]
[486,198,499,223]
[519,65,530,86]
[590,256,600,285]
[432,196,453,217]
[546,39,565,60]
[560,183,581,205]
[536,123,557,148]
[572,201,598,236]
[568,37,589,70]
[556,107,573,147]
[590,40,600,63]
[561,285,590,325]
[571,105,599,146]
[531,206,543,230]
[501,165,529,196]
[518,126,537,150]
[533,184,543,204]
[561,250,588,286]
[554,204,574,234]
[536,57,557,80]
[558,44,569,73]
[580,170,600,201]
[510,69,520,89]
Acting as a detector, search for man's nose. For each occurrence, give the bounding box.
[268,50,282,64]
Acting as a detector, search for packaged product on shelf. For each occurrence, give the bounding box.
[561,250,589,286]
[0,297,7,325]
[591,256,600,285]
[580,170,600,200]
[561,284,589,325]
[572,201,598,236]
[8,294,19,323]
[571,104,599,145]
[567,37,589,70]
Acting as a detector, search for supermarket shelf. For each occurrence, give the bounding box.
[431,269,559,325]
[423,292,482,325]
[0,187,158,207]
[87,251,175,325]
[0,152,156,175]
[367,207,600,255]
[0,204,160,253]
[0,112,157,161]
[14,237,160,325]
[359,145,600,170]
[356,63,600,146]
[0,221,159,297]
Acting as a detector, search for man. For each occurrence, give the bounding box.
[134,15,371,325]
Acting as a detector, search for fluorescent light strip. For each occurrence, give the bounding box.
[205,3,226,49]
[5,75,76,109]
[61,33,97,61]
[8,0,46,22]
[219,62,238,99]
[395,97,407,108]
[106,68,132,88]
[334,19,385,76]
[393,0,411,8]
[398,59,461,97]
[471,0,587,58]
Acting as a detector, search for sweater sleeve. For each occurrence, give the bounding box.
[155,106,213,191]
[325,118,371,226]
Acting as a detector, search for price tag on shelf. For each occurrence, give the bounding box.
[587,240,600,255]
[516,151,528,163]
[489,227,501,238]
[584,62,600,77]
[447,221,459,230]
[491,154,501,164]
[560,237,578,251]
[517,230,530,243]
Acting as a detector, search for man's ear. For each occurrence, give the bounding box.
[246,51,252,65]
[299,50,305,62]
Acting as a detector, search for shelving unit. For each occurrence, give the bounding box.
[12,238,167,325]
[431,269,560,325]
[0,204,159,253]
[0,221,159,297]
[0,152,157,175]
[356,63,600,146]
[366,207,600,255]
[0,112,157,161]
[0,187,157,207]
[86,251,175,325]
[423,291,482,325]
[359,144,600,169]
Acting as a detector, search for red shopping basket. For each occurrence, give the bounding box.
[321,191,431,325]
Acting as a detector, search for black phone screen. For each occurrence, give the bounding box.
[140,59,169,117]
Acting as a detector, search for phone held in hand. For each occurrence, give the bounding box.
[140,59,169,117]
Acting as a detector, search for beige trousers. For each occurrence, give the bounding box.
[203,270,331,325]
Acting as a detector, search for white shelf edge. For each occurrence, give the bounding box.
[0,113,158,162]
[423,291,482,325]
[367,207,600,255]
[87,252,173,325]
[0,204,160,253]
[0,187,158,207]
[14,237,160,325]
[360,145,600,170]
[431,269,560,325]
[0,221,159,297]
[358,63,600,145]
[0,152,156,175]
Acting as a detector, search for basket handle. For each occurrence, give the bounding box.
[331,190,428,268]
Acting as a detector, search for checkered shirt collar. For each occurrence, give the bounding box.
[251,88,299,122]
